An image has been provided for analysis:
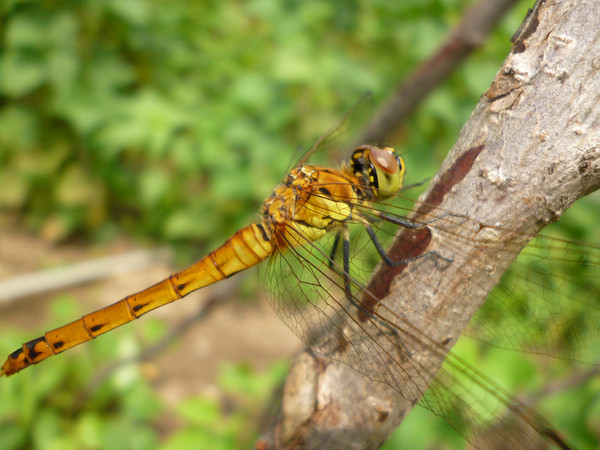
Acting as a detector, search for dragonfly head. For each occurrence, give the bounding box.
[349,146,405,199]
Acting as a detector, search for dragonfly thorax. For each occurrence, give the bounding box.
[346,145,405,200]
[262,164,366,247]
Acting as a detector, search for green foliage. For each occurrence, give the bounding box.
[0,295,289,450]
[0,0,520,249]
[0,297,162,450]
[384,339,600,450]
[163,362,288,450]
[4,1,597,449]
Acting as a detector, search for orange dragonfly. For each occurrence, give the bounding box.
[2,117,599,447]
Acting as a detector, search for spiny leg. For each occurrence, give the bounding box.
[339,225,400,339]
[328,228,376,317]
[341,226,352,302]
[328,231,342,271]
[366,214,454,266]
[373,210,457,229]
[364,224,446,266]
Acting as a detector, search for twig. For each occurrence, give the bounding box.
[528,365,600,403]
[0,247,173,304]
[358,0,520,145]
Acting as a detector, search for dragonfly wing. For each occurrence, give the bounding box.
[470,233,600,362]
[261,223,568,448]
[293,93,375,168]
[359,195,600,364]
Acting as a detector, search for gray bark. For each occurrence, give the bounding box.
[259,0,600,448]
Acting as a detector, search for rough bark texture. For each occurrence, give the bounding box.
[259,0,600,448]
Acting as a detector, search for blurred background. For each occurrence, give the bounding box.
[0,1,598,449]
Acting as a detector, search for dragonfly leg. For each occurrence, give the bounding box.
[340,226,402,340]
[328,231,342,270]
[342,226,351,297]
[365,224,453,266]
[375,210,459,229]
[398,178,429,191]
[339,226,368,314]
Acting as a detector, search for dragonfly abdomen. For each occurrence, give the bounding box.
[1,224,274,376]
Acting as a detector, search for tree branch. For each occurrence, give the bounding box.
[0,248,172,304]
[260,0,600,448]
[358,0,521,145]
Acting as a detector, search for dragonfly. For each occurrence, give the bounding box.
[2,111,599,448]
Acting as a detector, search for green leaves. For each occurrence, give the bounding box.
[1,0,518,246]
[163,361,289,450]
[0,296,162,450]
[0,11,79,97]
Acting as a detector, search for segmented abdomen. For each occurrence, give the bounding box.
[1,223,274,376]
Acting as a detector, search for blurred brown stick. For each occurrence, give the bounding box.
[0,247,172,304]
[358,0,520,145]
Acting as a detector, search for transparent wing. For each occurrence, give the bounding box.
[261,186,599,447]
[376,194,600,363]
[473,234,600,361]
[292,93,375,169]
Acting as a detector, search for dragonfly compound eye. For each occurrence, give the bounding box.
[369,147,405,199]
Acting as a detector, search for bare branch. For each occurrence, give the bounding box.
[0,248,172,304]
[358,0,521,145]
